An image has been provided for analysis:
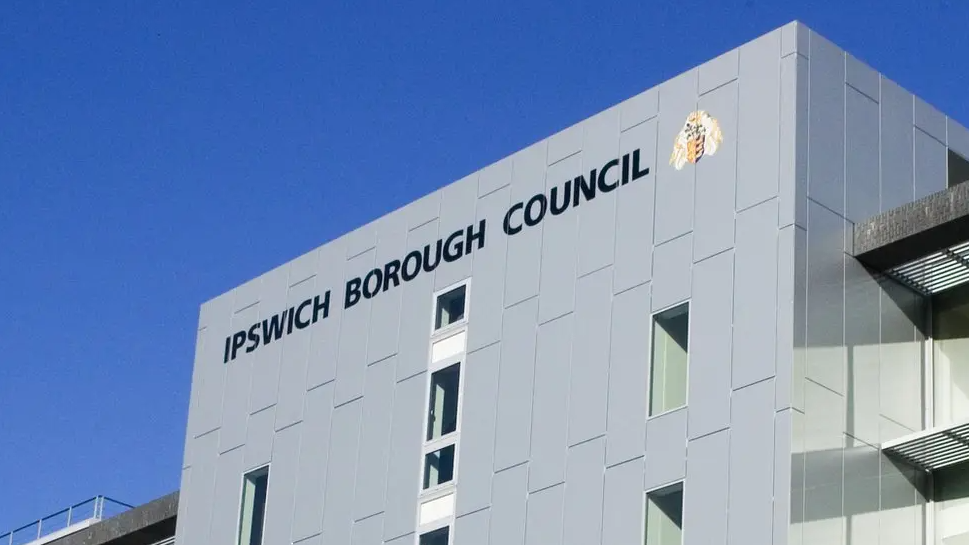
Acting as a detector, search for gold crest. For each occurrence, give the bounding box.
[669,110,723,170]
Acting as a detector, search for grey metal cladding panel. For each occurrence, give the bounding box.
[845,87,880,223]
[805,201,845,395]
[490,464,528,545]
[382,372,425,540]
[843,441,879,524]
[643,408,687,490]
[353,356,396,521]
[396,221,437,381]
[220,304,258,452]
[295,535,323,545]
[306,237,348,390]
[879,282,922,431]
[244,405,276,470]
[845,54,879,101]
[405,191,441,230]
[249,265,289,413]
[775,226,796,411]
[613,118,657,293]
[772,410,793,545]
[914,128,947,200]
[683,430,728,545]
[620,86,658,131]
[351,513,383,545]
[207,445,244,545]
[688,250,734,439]
[792,226,808,411]
[456,343,501,516]
[567,267,613,446]
[524,484,565,545]
[576,107,620,277]
[732,199,779,389]
[806,32,846,215]
[914,96,946,142]
[693,81,737,262]
[174,467,192,544]
[950,118,969,159]
[529,314,574,492]
[563,437,605,545]
[651,234,692,312]
[366,212,408,365]
[781,21,808,58]
[494,297,539,471]
[538,154,580,325]
[698,49,738,95]
[292,382,334,542]
[606,281,649,466]
[736,29,782,211]
[654,69,698,245]
[184,430,220,545]
[263,422,302,545]
[275,278,318,430]
[288,246,319,288]
[548,122,583,165]
[335,250,376,404]
[844,257,880,447]
[346,222,378,259]
[727,380,775,545]
[322,399,363,545]
[435,174,479,290]
[455,509,491,545]
[194,311,229,437]
[384,533,412,545]
[479,156,514,198]
[504,142,548,307]
[803,380,845,484]
[467,187,511,353]
[778,53,808,228]
[880,78,915,211]
[602,458,644,545]
[184,328,207,466]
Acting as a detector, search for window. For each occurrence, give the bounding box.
[423,444,456,489]
[426,363,461,441]
[237,466,269,545]
[932,284,969,426]
[948,149,969,188]
[435,285,467,331]
[649,303,690,416]
[419,526,450,545]
[644,483,683,545]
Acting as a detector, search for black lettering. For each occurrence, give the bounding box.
[224,336,232,364]
[384,260,402,291]
[466,219,486,253]
[632,149,650,181]
[313,292,330,322]
[550,181,571,215]
[295,299,313,329]
[261,311,287,345]
[345,277,362,309]
[443,229,464,263]
[246,324,260,353]
[402,251,422,281]
[572,173,596,206]
[231,331,247,361]
[363,268,383,299]
[597,159,619,192]
[286,305,295,334]
[621,153,631,185]
[524,194,547,227]
[503,202,524,235]
[423,240,443,273]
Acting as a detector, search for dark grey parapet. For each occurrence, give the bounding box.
[46,492,177,545]
[853,181,969,270]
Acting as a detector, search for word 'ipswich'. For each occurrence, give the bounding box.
[223,293,330,363]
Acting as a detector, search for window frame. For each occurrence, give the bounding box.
[418,353,466,497]
[235,463,271,545]
[647,300,691,419]
[416,521,453,545]
[430,280,471,338]
[642,480,686,545]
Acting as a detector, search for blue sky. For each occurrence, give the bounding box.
[1,0,967,530]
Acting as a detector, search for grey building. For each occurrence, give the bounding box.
[174,20,969,545]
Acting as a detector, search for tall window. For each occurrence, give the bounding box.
[932,284,969,426]
[644,483,684,545]
[435,285,467,331]
[419,526,450,545]
[649,303,690,416]
[422,362,462,491]
[237,466,269,545]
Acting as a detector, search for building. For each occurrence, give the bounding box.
[174,20,969,545]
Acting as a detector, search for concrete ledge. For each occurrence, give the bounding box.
[46,492,177,545]
[853,182,969,269]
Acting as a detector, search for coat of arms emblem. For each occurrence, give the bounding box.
[669,110,723,170]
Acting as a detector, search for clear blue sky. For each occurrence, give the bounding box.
[1,0,966,530]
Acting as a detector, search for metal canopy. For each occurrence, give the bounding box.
[887,240,969,295]
[882,419,969,471]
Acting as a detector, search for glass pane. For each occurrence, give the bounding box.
[933,284,969,425]
[650,303,690,416]
[419,526,450,545]
[423,444,456,489]
[645,484,683,545]
[238,467,269,545]
[436,285,467,330]
[427,363,461,441]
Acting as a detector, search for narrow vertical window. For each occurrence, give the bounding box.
[238,466,269,545]
[435,285,467,331]
[644,483,683,545]
[423,444,456,489]
[649,303,690,416]
[426,363,461,441]
[419,526,450,545]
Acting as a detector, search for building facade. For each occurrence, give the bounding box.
[174,21,969,545]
